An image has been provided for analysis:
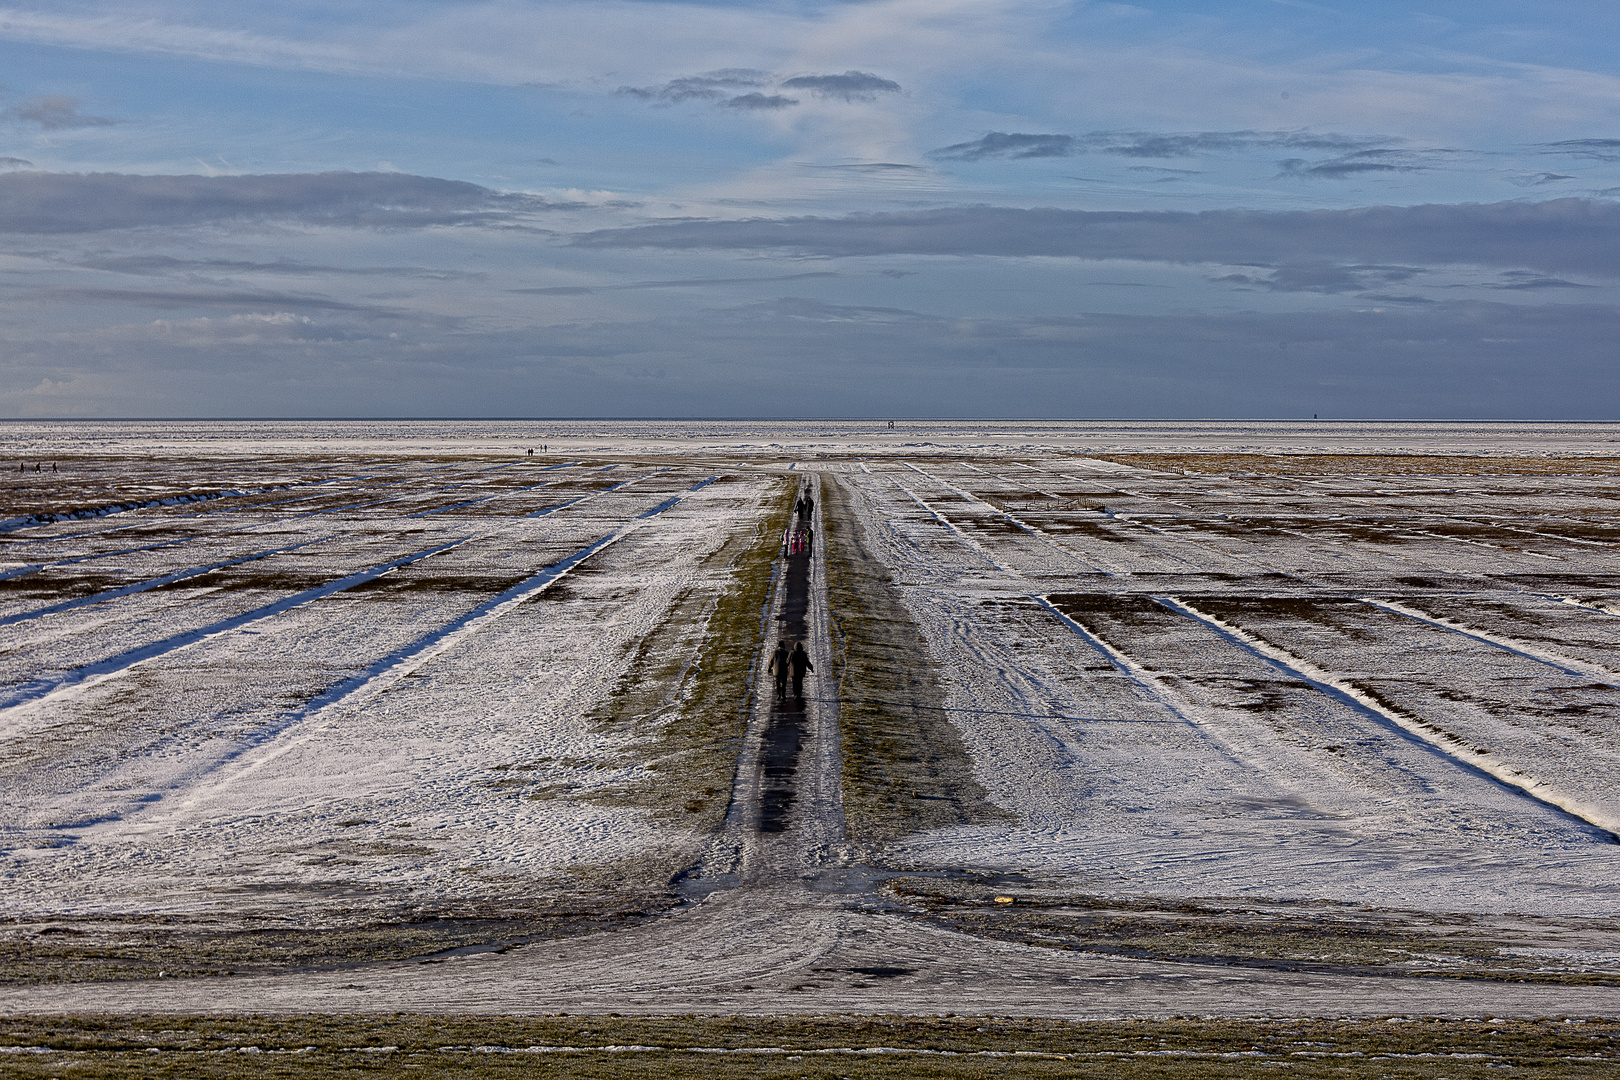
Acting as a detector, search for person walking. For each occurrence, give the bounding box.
[767,640,790,702]
[788,640,813,701]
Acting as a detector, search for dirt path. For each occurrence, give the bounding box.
[10,470,1620,1018]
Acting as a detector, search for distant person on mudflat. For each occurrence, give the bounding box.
[788,641,813,701]
[767,640,790,702]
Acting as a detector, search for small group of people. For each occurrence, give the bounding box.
[784,526,814,555]
[784,483,816,555]
[767,638,814,702]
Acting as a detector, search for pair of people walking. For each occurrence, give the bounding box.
[767,639,813,702]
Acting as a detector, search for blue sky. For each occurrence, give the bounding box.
[0,0,1617,417]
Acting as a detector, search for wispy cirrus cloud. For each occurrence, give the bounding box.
[1212,263,1423,294]
[1276,149,1428,179]
[721,92,798,111]
[573,198,1620,278]
[0,171,570,233]
[510,271,836,295]
[1541,138,1620,162]
[1507,172,1576,187]
[72,254,484,281]
[617,68,771,104]
[929,129,1383,162]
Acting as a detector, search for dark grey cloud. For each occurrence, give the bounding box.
[803,162,927,173]
[0,157,32,169]
[509,271,836,295]
[931,133,1076,160]
[0,171,566,234]
[4,95,115,130]
[1507,172,1575,187]
[1542,138,1620,162]
[1212,263,1422,294]
[1277,149,1426,179]
[929,129,1381,162]
[721,93,798,110]
[617,69,770,103]
[573,198,1620,277]
[618,69,898,111]
[29,296,1620,420]
[22,285,396,314]
[74,254,482,280]
[779,71,900,102]
[1484,270,1594,290]
[12,283,1620,418]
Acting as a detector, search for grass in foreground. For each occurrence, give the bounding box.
[1,1014,1616,1078]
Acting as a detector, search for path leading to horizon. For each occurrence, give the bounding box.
[11,470,1620,1018]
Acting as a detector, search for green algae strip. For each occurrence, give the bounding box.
[2,1014,1616,1079]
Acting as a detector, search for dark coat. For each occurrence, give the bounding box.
[788,644,813,676]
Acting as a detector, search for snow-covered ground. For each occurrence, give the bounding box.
[832,449,1620,917]
[5,419,1620,945]
[1,452,776,925]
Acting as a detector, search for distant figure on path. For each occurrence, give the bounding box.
[802,525,814,556]
[767,640,790,702]
[788,641,813,701]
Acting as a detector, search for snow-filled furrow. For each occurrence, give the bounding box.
[0,537,473,730]
[1361,598,1620,686]
[901,463,1117,575]
[16,472,736,834]
[1031,596,1200,726]
[889,479,1008,573]
[1157,596,1620,839]
[3,475,774,914]
[0,483,310,535]
[0,535,338,629]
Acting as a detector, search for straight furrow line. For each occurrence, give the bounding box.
[0,483,308,535]
[1360,598,1620,686]
[168,474,723,801]
[1030,596,1197,726]
[890,479,1006,572]
[0,537,474,728]
[1156,595,1620,840]
[0,535,338,629]
[899,463,1110,573]
[525,469,670,518]
[1552,595,1620,619]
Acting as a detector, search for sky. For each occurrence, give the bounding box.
[0,0,1617,419]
